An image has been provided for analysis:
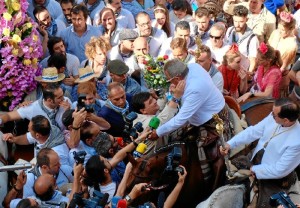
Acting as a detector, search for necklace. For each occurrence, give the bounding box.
[263,123,296,148]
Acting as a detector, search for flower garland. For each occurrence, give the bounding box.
[0,0,43,111]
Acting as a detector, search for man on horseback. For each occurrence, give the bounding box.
[220,98,300,207]
[149,59,230,191]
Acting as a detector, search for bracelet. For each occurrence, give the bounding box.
[72,125,81,130]
[13,184,22,193]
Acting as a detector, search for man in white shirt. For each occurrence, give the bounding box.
[205,22,230,67]
[93,0,135,29]
[196,45,224,92]
[221,98,300,207]
[159,21,197,57]
[225,5,259,73]
[134,12,167,57]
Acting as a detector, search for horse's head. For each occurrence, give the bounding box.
[126,152,168,191]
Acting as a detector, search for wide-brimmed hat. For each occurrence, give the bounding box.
[35,67,65,82]
[75,66,100,83]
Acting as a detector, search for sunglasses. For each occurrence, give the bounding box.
[209,35,222,40]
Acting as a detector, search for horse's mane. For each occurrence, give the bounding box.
[153,141,185,154]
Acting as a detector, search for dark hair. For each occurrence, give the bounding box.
[93,134,113,158]
[257,44,282,67]
[16,199,38,208]
[171,0,192,15]
[104,0,114,4]
[132,92,151,113]
[80,121,94,144]
[62,109,75,127]
[85,155,106,184]
[47,52,67,69]
[37,148,54,167]
[275,98,300,122]
[71,4,89,20]
[175,20,190,32]
[33,5,48,21]
[47,37,65,55]
[60,0,74,5]
[31,115,51,136]
[233,5,248,17]
[42,83,61,101]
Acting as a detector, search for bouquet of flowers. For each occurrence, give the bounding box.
[0,0,43,111]
[143,55,169,90]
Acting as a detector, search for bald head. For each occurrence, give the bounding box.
[133,37,149,56]
[34,174,56,201]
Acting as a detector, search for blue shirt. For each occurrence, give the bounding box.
[98,94,133,137]
[264,0,284,15]
[157,63,225,137]
[59,25,102,62]
[122,0,155,19]
[27,0,63,20]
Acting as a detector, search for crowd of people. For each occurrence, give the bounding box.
[1,0,300,207]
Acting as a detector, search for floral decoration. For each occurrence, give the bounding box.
[143,55,169,90]
[227,44,240,54]
[259,42,268,55]
[0,0,43,111]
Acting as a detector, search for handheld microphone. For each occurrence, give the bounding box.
[99,193,109,207]
[133,142,148,158]
[148,117,160,130]
[117,199,127,208]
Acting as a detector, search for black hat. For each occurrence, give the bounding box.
[107,60,129,75]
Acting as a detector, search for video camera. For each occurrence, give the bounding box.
[69,190,109,208]
[165,146,184,175]
[77,94,94,113]
[269,191,297,208]
[123,112,144,143]
[73,151,86,164]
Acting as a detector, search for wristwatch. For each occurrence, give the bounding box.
[124,195,132,203]
[171,97,181,104]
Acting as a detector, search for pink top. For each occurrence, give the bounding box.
[254,65,282,98]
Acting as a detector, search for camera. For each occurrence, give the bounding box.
[77,94,94,113]
[269,191,297,208]
[39,201,68,208]
[165,146,184,175]
[69,190,109,208]
[73,151,86,164]
[123,112,144,143]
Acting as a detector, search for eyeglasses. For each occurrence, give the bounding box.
[138,21,151,27]
[166,75,179,83]
[209,35,222,40]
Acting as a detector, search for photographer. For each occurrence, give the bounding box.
[69,128,151,203]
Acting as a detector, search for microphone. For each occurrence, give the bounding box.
[133,142,148,158]
[0,163,32,172]
[148,117,160,130]
[117,199,127,208]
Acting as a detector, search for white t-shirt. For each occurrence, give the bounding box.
[206,41,231,67]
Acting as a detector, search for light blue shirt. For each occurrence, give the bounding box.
[122,0,155,19]
[156,63,225,137]
[27,0,63,20]
[59,25,102,62]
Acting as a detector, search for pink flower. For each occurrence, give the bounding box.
[259,42,268,55]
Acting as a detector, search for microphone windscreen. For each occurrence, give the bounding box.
[149,117,160,129]
[117,199,127,208]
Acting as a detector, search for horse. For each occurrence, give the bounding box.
[126,135,227,208]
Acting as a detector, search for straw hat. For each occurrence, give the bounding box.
[75,66,100,83]
[35,67,65,82]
